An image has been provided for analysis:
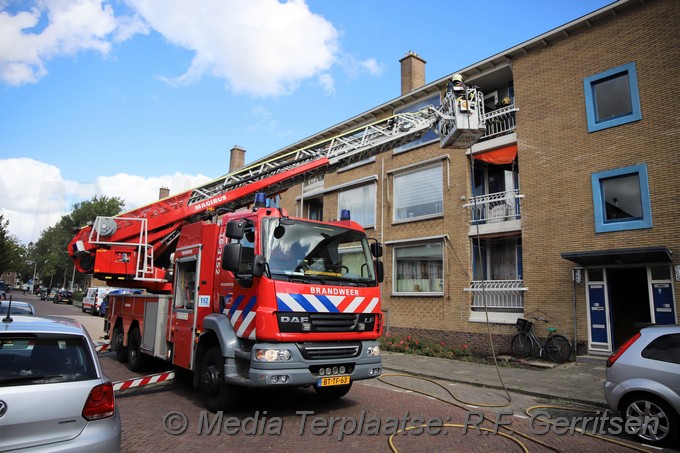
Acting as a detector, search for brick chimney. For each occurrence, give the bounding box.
[399,51,426,95]
[159,187,170,199]
[229,145,246,172]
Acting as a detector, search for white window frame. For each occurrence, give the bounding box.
[390,239,445,297]
[392,162,443,223]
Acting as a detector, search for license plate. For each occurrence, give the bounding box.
[317,375,350,387]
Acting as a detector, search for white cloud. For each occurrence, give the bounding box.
[0,1,384,97]
[0,0,146,86]
[127,0,340,97]
[0,158,211,244]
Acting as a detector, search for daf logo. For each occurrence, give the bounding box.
[0,400,7,418]
[280,316,308,323]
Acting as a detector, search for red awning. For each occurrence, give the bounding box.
[474,144,517,165]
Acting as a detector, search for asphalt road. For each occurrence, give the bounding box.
[13,293,673,452]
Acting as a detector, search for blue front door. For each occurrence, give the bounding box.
[588,283,610,348]
[651,283,676,324]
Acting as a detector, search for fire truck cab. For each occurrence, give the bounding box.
[107,196,383,411]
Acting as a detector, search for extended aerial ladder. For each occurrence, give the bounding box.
[68,84,487,292]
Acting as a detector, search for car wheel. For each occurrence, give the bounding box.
[622,394,679,447]
[200,347,238,412]
[113,326,128,363]
[127,328,147,372]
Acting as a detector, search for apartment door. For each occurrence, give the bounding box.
[607,267,650,349]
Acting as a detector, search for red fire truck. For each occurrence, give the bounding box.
[68,82,487,411]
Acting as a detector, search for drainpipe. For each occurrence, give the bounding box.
[572,267,583,364]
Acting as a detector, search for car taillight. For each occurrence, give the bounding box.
[606,331,641,368]
[82,382,115,420]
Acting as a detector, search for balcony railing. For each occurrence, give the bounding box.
[465,280,526,310]
[464,189,523,225]
[481,105,518,139]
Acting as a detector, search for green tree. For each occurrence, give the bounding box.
[0,214,27,277]
[31,196,125,289]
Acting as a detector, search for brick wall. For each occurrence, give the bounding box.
[278,0,679,352]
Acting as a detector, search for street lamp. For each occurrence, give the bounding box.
[26,260,37,294]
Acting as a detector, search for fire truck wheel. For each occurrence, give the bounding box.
[113,326,128,363]
[127,328,147,372]
[200,347,237,412]
[314,382,353,399]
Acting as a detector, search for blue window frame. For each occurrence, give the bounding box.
[583,62,641,132]
[591,163,652,233]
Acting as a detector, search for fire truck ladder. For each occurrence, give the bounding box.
[82,87,486,281]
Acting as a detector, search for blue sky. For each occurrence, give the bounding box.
[0,0,614,244]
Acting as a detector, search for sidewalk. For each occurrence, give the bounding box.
[381,351,608,407]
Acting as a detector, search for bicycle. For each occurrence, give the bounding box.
[511,315,573,363]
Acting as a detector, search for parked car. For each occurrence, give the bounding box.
[604,324,680,447]
[82,287,114,315]
[53,289,74,305]
[0,315,121,451]
[39,288,55,301]
[0,300,35,316]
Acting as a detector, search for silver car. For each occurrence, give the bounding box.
[604,324,680,447]
[0,315,121,452]
[0,300,36,316]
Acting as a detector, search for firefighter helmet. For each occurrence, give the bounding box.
[502,96,511,105]
[451,73,464,84]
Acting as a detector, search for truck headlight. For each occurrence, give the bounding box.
[366,345,380,357]
[256,349,292,362]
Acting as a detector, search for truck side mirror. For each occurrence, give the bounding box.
[252,255,266,278]
[370,241,383,258]
[374,260,384,283]
[222,243,242,273]
[226,220,245,240]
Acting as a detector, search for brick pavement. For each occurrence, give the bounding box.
[100,354,643,452]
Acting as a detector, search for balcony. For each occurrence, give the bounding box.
[464,189,523,236]
[465,279,526,311]
[481,105,518,140]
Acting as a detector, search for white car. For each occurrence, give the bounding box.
[0,315,121,452]
[82,287,114,315]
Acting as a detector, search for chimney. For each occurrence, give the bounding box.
[229,145,246,173]
[159,187,170,200]
[399,51,426,95]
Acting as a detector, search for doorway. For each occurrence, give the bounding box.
[607,267,650,349]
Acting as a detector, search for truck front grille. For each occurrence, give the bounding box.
[297,342,361,360]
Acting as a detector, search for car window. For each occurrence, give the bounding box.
[0,334,98,385]
[641,333,680,365]
[0,306,33,315]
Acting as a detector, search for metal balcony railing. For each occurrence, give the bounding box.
[464,189,523,225]
[481,105,518,139]
[464,280,526,310]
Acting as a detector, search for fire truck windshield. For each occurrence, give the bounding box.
[262,218,376,285]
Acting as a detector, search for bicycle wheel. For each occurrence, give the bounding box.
[511,333,532,358]
[545,335,572,363]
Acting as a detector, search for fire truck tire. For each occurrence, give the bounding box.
[127,328,147,372]
[113,326,127,363]
[314,382,353,399]
[200,347,237,412]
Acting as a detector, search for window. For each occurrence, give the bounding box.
[472,237,522,281]
[393,94,440,153]
[338,184,376,227]
[583,62,641,132]
[591,163,652,233]
[641,334,680,365]
[393,242,443,295]
[394,164,443,221]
